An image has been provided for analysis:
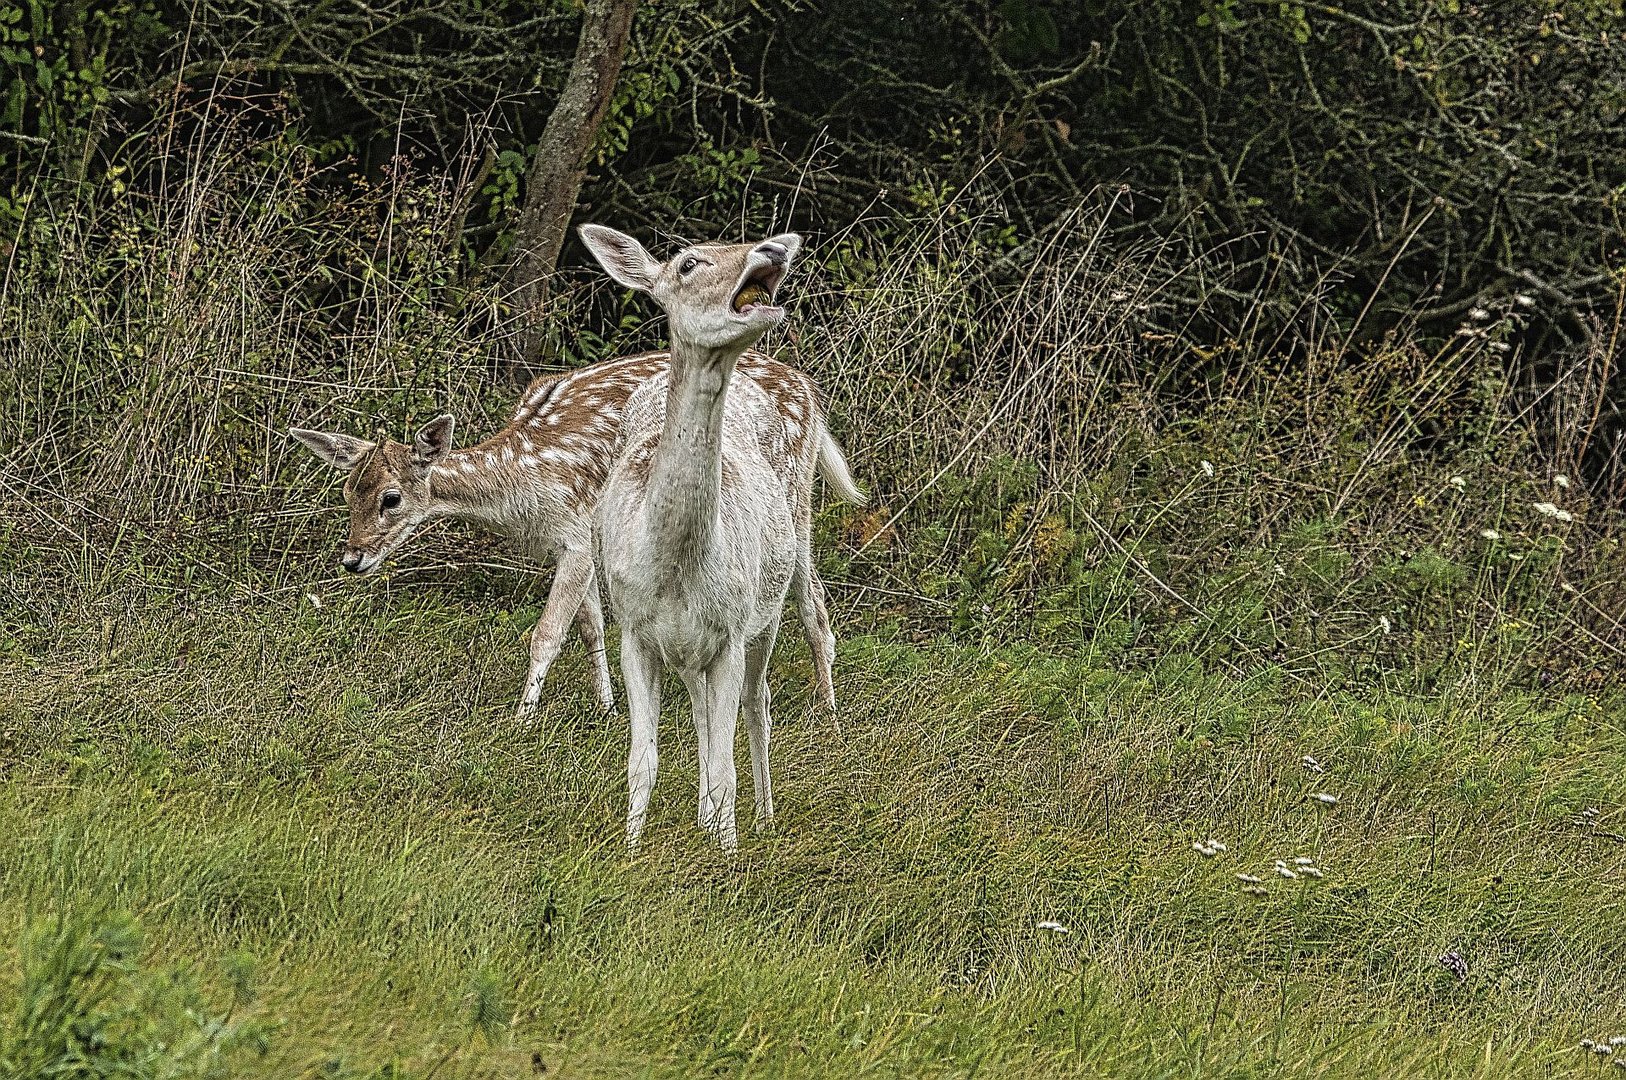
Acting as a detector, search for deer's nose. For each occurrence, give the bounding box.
[340,548,365,573]
[755,241,788,264]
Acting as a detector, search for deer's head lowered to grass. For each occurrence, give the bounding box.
[288,415,455,575]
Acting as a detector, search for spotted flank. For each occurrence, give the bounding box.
[441,349,828,513]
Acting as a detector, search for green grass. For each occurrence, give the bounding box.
[3,582,1625,1077]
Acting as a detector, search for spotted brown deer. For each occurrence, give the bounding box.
[289,347,859,719]
[578,225,862,851]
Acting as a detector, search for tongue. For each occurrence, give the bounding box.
[734,283,769,312]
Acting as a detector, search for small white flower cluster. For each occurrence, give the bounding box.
[1035,920,1071,934]
[1200,459,1215,479]
[1480,528,1501,541]
[1191,839,1227,858]
[1301,754,1325,774]
[1448,475,1467,492]
[1275,856,1324,879]
[1310,792,1339,806]
[1237,855,1326,895]
[1534,501,1575,522]
[1578,1036,1626,1067]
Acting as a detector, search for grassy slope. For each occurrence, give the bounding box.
[3,580,1625,1078]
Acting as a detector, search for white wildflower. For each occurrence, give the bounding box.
[1585,1040,1598,1051]
[1514,293,1535,308]
[1301,755,1325,774]
[1301,866,1325,878]
[1293,856,1315,866]
[1469,307,1491,321]
[1236,873,1263,884]
[1200,459,1215,478]
[1561,582,1577,593]
[1035,920,1071,934]
[1555,474,1570,488]
[1242,885,1268,896]
[1273,862,1299,879]
[1533,501,1574,522]
[1487,341,1511,354]
[1379,615,1392,634]
[1479,528,1501,541]
[1108,289,1130,303]
[1311,792,1339,806]
[1611,1036,1626,1047]
[305,593,323,609]
[1448,475,1466,491]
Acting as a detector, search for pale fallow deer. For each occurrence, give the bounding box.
[578,224,862,852]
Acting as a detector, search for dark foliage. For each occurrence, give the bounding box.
[3,1,1623,339]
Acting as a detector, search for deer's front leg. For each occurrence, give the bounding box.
[517,548,596,720]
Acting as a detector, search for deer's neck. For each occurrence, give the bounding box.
[427,442,572,533]
[644,339,743,561]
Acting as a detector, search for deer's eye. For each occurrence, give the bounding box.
[380,491,402,512]
[679,256,699,275]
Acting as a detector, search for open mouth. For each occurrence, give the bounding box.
[731,264,785,315]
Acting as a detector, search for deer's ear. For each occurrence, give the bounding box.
[413,414,456,466]
[290,428,375,471]
[579,224,660,292]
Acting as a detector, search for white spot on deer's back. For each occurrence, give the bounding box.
[519,454,539,468]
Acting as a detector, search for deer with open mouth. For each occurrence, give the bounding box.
[579,224,864,851]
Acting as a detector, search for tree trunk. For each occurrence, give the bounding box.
[505,0,638,363]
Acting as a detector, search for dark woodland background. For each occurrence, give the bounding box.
[3,0,1625,683]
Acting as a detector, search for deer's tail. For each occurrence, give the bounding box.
[816,422,866,505]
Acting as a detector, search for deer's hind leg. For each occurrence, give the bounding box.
[792,535,837,712]
[573,569,615,712]
[742,611,780,830]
